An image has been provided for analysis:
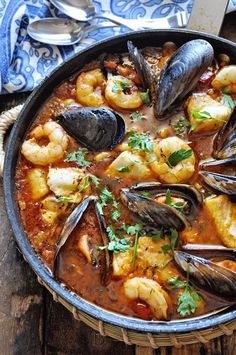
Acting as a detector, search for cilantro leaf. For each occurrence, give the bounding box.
[111,209,121,222]
[128,130,153,152]
[130,111,146,122]
[98,186,120,221]
[172,118,190,137]
[140,89,150,105]
[168,228,179,251]
[88,174,100,187]
[167,149,193,168]
[79,176,89,192]
[64,148,91,167]
[117,166,130,173]
[56,196,75,203]
[192,110,212,120]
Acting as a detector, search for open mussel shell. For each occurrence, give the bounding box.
[200,157,236,196]
[182,244,236,260]
[174,251,236,301]
[57,107,125,151]
[127,40,158,100]
[130,182,202,218]
[120,182,203,231]
[213,107,236,159]
[155,39,214,117]
[53,196,110,283]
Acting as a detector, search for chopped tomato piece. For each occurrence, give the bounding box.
[132,302,150,320]
[199,71,215,85]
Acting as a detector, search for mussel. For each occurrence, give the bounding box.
[199,108,236,195]
[214,106,236,159]
[200,158,236,196]
[120,182,202,231]
[128,39,214,118]
[57,107,125,150]
[53,196,110,283]
[174,249,236,301]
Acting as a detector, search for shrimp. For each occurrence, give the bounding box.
[150,137,195,183]
[105,75,143,110]
[211,65,236,93]
[21,121,68,166]
[124,277,169,319]
[76,68,106,107]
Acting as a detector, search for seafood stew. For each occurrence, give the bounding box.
[15,38,236,321]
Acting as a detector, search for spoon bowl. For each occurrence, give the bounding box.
[27,18,86,45]
[27,18,117,46]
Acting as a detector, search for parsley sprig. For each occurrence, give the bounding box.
[165,189,186,213]
[112,77,130,93]
[128,130,153,152]
[97,186,121,222]
[167,149,193,168]
[130,111,146,122]
[171,118,190,137]
[190,110,225,132]
[98,226,132,253]
[140,89,150,105]
[122,223,145,266]
[160,229,179,269]
[64,148,91,167]
[167,274,203,317]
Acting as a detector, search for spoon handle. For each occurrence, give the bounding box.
[93,11,188,31]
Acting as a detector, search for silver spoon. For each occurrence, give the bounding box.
[27,18,117,45]
[50,0,189,30]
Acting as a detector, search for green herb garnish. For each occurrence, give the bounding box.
[97,186,121,222]
[64,148,91,167]
[167,275,203,317]
[172,118,190,137]
[128,130,153,152]
[130,111,146,122]
[167,149,193,168]
[140,89,150,105]
[221,92,235,109]
[56,196,75,203]
[125,223,144,266]
[98,226,132,253]
[117,166,130,173]
[112,77,130,93]
[165,189,186,212]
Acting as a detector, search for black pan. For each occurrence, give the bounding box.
[3,29,236,333]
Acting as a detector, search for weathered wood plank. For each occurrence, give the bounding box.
[44,291,135,355]
[0,182,44,355]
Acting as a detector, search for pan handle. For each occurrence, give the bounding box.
[0,105,23,177]
[187,0,229,36]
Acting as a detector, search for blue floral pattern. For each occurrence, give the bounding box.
[0,0,235,94]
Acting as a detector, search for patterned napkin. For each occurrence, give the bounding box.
[0,0,235,94]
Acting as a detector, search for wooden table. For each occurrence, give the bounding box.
[1,12,236,355]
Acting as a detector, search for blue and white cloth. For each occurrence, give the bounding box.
[0,0,235,94]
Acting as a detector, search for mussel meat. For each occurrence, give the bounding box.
[120,182,202,231]
[53,196,110,283]
[57,107,125,150]
[214,106,236,159]
[174,250,236,301]
[128,40,214,118]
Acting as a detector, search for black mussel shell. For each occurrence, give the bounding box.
[127,40,158,100]
[182,244,236,260]
[214,107,236,159]
[57,107,125,151]
[53,196,110,284]
[120,188,188,231]
[174,251,236,301]
[129,182,202,219]
[155,39,214,117]
[200,158,236,196]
